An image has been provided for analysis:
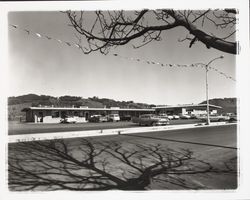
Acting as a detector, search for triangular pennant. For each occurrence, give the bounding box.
[11,24,18,28]
[74,43,80,48]
[35,33,42,38]
[24,29,30,34]
[45,35,52,40]
[65,42,71,46]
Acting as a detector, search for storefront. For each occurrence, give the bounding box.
[22,106,155,123]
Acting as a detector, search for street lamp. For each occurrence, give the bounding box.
[204,55,224,125]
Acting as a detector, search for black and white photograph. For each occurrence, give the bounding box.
[0,0,250,199]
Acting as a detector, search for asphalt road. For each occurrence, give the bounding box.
[9,124,237,190]
[64,124,238,189]
[8,119,203,135]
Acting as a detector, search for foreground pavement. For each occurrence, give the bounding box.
[8,124,237,190]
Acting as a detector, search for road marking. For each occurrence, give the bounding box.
[8,122,236,144]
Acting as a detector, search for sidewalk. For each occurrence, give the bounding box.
[8,122,235,143]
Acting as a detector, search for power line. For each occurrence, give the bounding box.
[9,24,236,82]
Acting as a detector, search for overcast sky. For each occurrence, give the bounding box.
[8,11,236,105]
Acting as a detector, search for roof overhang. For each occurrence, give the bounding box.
[154,104,222,109]
[21,107,155,112]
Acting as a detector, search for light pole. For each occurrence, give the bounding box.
[204,56,224,125]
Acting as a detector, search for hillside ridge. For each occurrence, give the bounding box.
[8,94,237,120]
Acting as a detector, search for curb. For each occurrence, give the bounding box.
[8,122,236,143]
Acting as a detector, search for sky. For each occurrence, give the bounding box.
[8,11,236,105]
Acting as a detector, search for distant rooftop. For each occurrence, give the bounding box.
[153,104,222,109]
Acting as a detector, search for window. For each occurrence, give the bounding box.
[52,111,59,118]
[45,110,51,116]
[79,111,84,117]
[74,111,79,117]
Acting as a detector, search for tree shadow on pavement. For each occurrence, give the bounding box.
[8,139,237,191]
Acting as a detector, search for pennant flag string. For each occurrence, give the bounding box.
[9,23,236,82]
[9,24,83,51]
[112,53,236,81]
[208,66,236,81]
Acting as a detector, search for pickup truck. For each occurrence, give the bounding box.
[132,114,169,126]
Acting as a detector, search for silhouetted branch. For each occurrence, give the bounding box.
[9,139,236,191]
[65,9,237,54]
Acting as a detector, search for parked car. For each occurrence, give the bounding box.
[132,114,169,126]
[179,114,191,119]
[120,115,132,121]
[99,115,108,122]
[197,114,230,122]
[167,115,174,120]
[60,116,77,123]
[228,115,237,123]
[107,114,120,122]
[173,115,180,120]
[89,115,108,123]
[158,114,173,120]
[190,114,197,119]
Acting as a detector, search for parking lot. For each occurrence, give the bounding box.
[8,119,204,135]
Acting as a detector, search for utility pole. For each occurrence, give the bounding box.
[204,56,224,125]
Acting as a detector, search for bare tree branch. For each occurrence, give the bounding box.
[65,9,237,55]
[9,139,236,191]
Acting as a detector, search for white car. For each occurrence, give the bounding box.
[107,114,120,122]
[179,114,191,119]
[60,116,77,123]
[173,115,180,120]
[158,114,173,120]
[197,115,230,122]
[167,115,174,120]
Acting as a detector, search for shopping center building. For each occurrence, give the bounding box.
[154,104,221,116]
[22,104,221,123]
[22,106,155,123]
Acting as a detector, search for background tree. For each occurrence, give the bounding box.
[65,9,237,55]
[9,139,236,191]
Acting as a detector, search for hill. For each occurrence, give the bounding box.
[200,98,237,114]
[8,94,237,121]
[8,94,155,120]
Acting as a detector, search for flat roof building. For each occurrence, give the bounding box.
[22,103,221,123]
[154,104,222,116]
[22,106,155,123]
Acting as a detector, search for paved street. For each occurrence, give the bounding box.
[8,119,204,135]
[8,124,237,190]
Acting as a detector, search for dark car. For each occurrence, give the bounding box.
[229,115,237,123]
[120,115,132,121]
[89,115,108,123]
[60,116,77,123]
[132,114,169,126]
